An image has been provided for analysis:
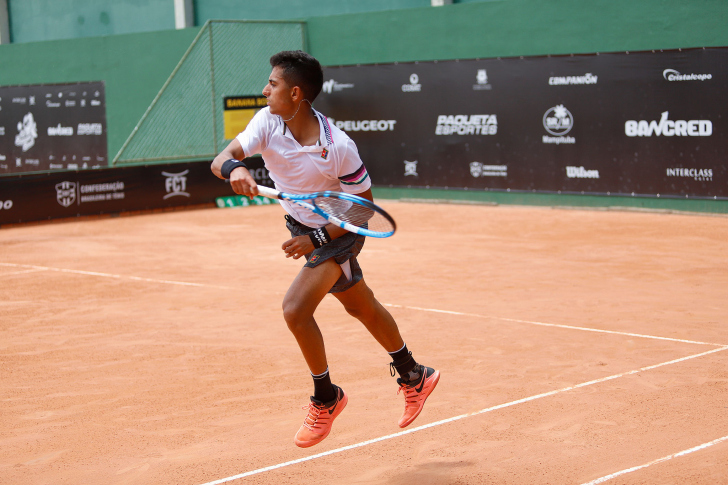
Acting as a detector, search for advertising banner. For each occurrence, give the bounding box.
[0,158,271,225]
[314,48,727,200]
[0,81,107,175]
[223,95,268,140]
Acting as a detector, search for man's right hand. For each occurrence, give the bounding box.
[229,167,259,198]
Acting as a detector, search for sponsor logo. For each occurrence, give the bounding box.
[402,73,422,92]
[309,254,320,264]
[548,73,598,85]
[46,100,61,108]
[543,105,573,135]
[321,148,329,160]
[29,96,35,106]
[470,162,507,177]
[0,199,12,210]
[332,119,396,132]
[47,124,74,136]
[90,99,101,106]
[625,112,712,137]
[566,166,599,179]
[662,69,712,82]
[77,123,103,135]
[543,105,575,144]
[78,181,125,203]
[473,69,491,91]
[50,163,64,169]
[0,154,5,161]
[436,114,497,135]
[322,79,354,94]
[14,113,38,152]
[163,170,190,199]
[56,181,77,207]
[666,167,713,182]
[404,160,418,176]
[0,127,4,135]
[12,97,27,104]
[24,159,40,166]
[65,99,76,107]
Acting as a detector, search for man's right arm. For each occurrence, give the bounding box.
[211,138,259,197]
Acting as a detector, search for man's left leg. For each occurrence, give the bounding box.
[333,278,440,428]
[283,259,348,447]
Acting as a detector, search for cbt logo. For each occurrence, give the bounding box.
[469,162,507,178]
[55,181,77,207]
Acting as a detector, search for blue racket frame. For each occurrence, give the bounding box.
[256,186,396,238]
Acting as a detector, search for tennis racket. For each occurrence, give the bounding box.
[256,186,396,238]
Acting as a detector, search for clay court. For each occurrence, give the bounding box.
[2,200,727,484]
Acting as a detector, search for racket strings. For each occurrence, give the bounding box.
[314,196,394,234]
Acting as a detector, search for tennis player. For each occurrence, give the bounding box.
[211,50,439,448]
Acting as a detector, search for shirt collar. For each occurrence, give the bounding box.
[279,108,334,149]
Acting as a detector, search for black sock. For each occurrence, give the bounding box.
[388,343,420,381]
[311,368,336,403]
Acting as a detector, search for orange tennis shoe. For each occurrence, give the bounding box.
[397,365,440,428]
[294,384,348,448]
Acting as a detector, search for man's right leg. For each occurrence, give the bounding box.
[333,278,440,428]
[283,259,349,447]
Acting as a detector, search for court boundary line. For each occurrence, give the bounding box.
[2,262,723,347]
[0,262,241,291]
[383,303,727,347]
[4,261,726,483]
[581,434,728,484]
[198,345,728,485]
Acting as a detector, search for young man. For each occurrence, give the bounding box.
[211,50,439,448]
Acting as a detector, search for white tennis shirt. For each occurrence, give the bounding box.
[237,107,372,227]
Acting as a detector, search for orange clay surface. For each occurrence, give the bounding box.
[1,201,727,485]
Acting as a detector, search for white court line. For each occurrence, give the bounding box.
[198,345,728,485]
[4,262,726,482]
[1,267,48,277]
[581,434,728,484]
[3,261,723,347]
[383,303,726,347]
[0,262,240,291]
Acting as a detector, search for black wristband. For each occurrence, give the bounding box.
[221,159,248,179]
[308,227,332,249]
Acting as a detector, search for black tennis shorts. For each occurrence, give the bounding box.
[285,215,365,293]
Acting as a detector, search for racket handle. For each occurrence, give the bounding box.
[256,185,281,200]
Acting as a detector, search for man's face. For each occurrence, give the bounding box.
[263,66,294,116]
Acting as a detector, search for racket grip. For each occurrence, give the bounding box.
[256,185,281,200]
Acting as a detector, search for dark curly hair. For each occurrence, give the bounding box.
[269,50,324,102]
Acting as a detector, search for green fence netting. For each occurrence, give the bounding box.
[112,20,305,165]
